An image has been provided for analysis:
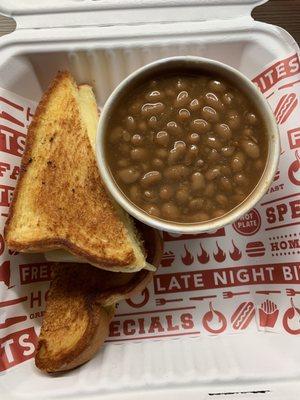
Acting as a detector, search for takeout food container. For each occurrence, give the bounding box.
[97,55,280,234]
[0,1,300,399]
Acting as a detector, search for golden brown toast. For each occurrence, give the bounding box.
[35,224,163,373]
[5,72,147,272]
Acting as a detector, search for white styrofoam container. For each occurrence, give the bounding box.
[0,1,299,399]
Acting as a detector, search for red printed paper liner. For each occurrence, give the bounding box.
[0,89,50,372]
[1,53,300,372]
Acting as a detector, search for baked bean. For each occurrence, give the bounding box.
[177,108,190,122]
[166,88,176,97]
[190,118,211,133]
[205,92,224,112]
[176,79,188,90]
[110,127,123,143]
[159,185,174,201]
[206,134,222,150]
[129,185,142,203]
[148,116,158,128]
[168,141,186,165]
[155,148,168,159]
[138,121,147,132]
[117,158,130,168]
[125,116,136,131]
[221,146,235,157]
[227,110,241,130]
[145,90,163,102]
[129,101,142,115]
[234,173,249,186]
[246,112,258,125]
[208,80,226,93]
[251,135,258,144]
[195,158,205,168]
[119,143,130,155]
[122,130,131,142]
[219,176,232,192]
[201,106,219,123]
[191,172,205,191]
[107,73,267,223]
[234,187,245,196]
[164,164,189,180]
[155,131,169,147]
[189,198,204,210]
[216,194,228,207]
[150,80,158,88]
[189,212,210,222]
[179,180,189,189]
[166,121,183,136]
[205,167,221,181]
[189,98,201,111]
[241,139,260,159]
[141,102,165,116]
[161,203,179,219]
[254,159,264,171]
[152,158,164,169]
[118,167,140,184]
[131,134,143,146]
[231,151,246,172]
[176,188,190,205]
[236,94,246,106]
[207,149,221,163]
[215,123,232,141]
[222,92,234,106]
[203,199,213,212]
[175,91,190,107]
[140,171,162,187]
[212,209,226,218]
[144,204,161,217]
[131,147,147,162]
[242,128,254,139]
[184,145,199,165]
[143,189,158,202]
[204,182,215,197]
[187,132,200,144]
[220,165,232,176]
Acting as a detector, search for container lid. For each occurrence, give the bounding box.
[0,0,268,30]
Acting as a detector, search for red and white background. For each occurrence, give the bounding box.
[1,53,300,373]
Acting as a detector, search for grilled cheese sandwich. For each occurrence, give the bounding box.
[5,71,151,273]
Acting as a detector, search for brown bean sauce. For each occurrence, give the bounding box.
[106,74,268,223]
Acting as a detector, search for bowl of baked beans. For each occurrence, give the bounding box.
[96,56,279,233]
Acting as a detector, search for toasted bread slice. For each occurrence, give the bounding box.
[35,270,115,373]
[5,72,147,272]
[35,224,163,373]
[43,82,154,271]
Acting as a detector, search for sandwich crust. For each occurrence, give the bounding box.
[35,224,163,372]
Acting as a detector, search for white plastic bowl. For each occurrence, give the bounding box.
[96,56,280,234]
